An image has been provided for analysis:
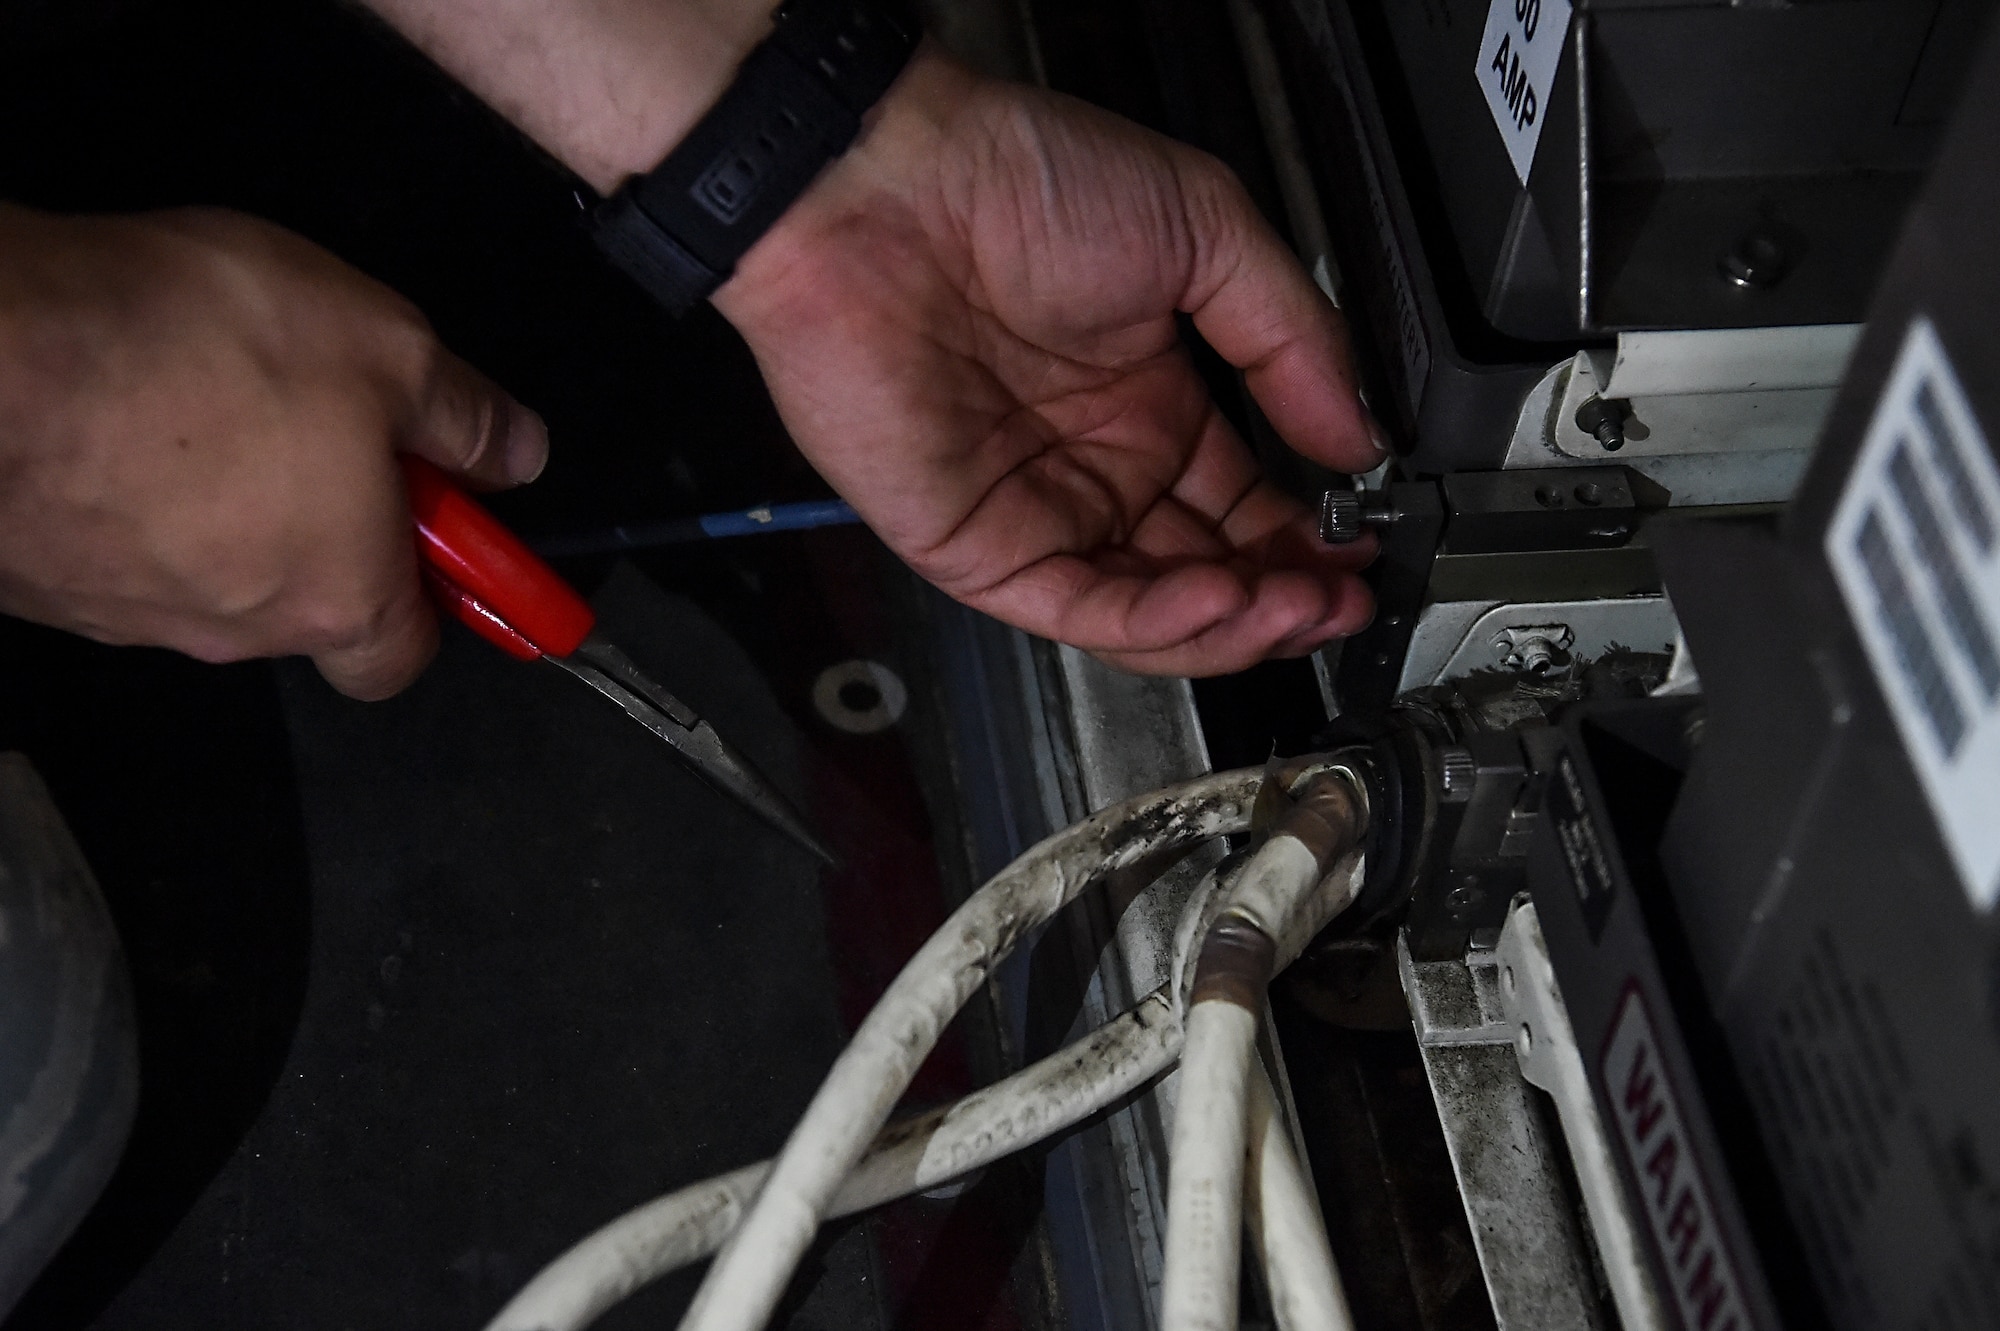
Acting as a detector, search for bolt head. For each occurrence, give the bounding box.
[1319,489,1364,544]
[1720,228,1791,290]
[1574,396,1629,451]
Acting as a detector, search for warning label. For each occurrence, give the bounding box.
[1474,0,1574,186]
[1828,317,2000,910]
[1602,987,1754,1331]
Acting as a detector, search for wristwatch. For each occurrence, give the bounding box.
[588,0,922,315]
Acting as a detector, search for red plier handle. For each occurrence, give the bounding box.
[399,454,596,662]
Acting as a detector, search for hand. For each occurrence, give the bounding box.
[716,50,1384,676]
[0,204,547,699]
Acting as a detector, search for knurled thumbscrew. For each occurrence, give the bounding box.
[1319,489,1399,544]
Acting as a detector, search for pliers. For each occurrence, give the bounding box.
[399,455,834,866]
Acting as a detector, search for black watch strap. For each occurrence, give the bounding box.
[589,0,921,315]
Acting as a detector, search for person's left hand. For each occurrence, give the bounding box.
[714,48,1384,677]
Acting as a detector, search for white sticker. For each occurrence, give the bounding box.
[1827,317,2000,910]
[1602,988,1756,1331]
[1474,0,1574,186]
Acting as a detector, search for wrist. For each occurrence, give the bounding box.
[363,0,781,195]
[710,44,976,332]
[587,3,934,317]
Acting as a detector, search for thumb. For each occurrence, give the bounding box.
[402,348,549,490]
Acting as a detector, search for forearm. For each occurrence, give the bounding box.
[358,0,780,193]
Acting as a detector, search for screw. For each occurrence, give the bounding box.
[1319,488,1398,545]
[1720,227,1791,290]
[1574,396,1629,452]
[1320,489,1363,543]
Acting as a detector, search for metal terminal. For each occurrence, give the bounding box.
[1573,395,1630,452]
[1318,488,1398,545]
[1439,747,1477,804]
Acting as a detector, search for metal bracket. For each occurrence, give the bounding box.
[1496,899,1671,1331]
[1397,931,1609,1331]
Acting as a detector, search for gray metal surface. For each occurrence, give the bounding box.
[1551,327,1858,463]
[1401,595,1680,692]
[1503,362,1816,507]
[1497,900,1669,1331]
[1224,0,1335,285]
[1587,325,1862,400]
[0,754,138,1320]
[1397,933,1607,1331]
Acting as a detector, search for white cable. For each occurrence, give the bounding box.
[1164,779,1366,1331]
[1172,850,1366,1012]
[678,769,1265,1331]
[1225,837,1328,940]
[1244,1060,1354,1331]
[490,766,1365,1331]
[1161,998,1262,1331]
[1161,829,1317,1331]
[485,986,1184,1331]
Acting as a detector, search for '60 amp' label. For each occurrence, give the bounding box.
[1475,0,1574,186]
[1602,988,1754,1331]
[1827,317,2000,910]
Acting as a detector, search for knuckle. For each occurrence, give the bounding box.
[299,575,401,655]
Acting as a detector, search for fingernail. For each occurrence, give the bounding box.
[1365,414,1394,461]
[503,401,550,484]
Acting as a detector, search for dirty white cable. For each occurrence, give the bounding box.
[1172,849,1361,1331]
[677,769,1266,1331]
[490,768,1363,1331]
[1162,834,1319,1331]
[484,985,1184,1331]
[1233,846,1366,1331]
[1164,773,1366,1331]
[1162,996,1264,1331]
[1244,1060,1355,1331]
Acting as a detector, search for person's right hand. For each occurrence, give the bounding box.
[0,204,547,699]
[716,52,1383,676]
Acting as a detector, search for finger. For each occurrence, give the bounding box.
[1129,463,1377,577]
[967,556,1253,655]
[1175,159,1385,474]
[309,562,441,701]
[402,348,548,490]
[1094,572,1373,677]
[1265,585,1375,659]
[1242,507,1380,575]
